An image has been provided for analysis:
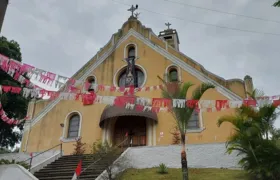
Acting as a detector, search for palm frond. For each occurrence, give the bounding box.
[273,0,280,7]
[191,83,215,100]
[247,89,264,100]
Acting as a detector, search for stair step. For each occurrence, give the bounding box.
[36,174,99,180]
[45,163,108,169]
[35,167,105,174]
[34,153,122,180]
[34,170,103,177]
[39,166,107,173]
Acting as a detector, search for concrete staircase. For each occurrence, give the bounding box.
[33,154,120,180]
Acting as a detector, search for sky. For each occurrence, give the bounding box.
[1,0,280,127]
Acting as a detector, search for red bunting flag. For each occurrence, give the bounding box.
[71,160,82,180]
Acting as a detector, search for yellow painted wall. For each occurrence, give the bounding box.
[21,18,246,155]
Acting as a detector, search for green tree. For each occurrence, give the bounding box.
[158,76,214,180]
[0,36,29,148]
[217,90,280,179]
[273,0,280,7]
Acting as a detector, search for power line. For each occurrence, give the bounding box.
[110,0,280,36]
[162,0,280,24]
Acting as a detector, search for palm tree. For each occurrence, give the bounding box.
[158,76,214,180]
[273,0,280,7]
[217,89,280,179]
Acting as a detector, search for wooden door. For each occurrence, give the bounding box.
[114,116,146,147]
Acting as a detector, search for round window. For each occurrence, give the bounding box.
[118,67,144,88]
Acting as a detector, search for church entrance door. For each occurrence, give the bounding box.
[114,116,146,147]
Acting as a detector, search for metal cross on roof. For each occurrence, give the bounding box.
[127,5,138,17]
[165,22,171,29]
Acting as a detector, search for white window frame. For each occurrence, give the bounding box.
[60,111,83,142]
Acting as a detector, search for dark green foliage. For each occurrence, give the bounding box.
[157,163,168,174]
[0,159,30,169]
[0,36,29,148]
[273,0,280,7]
[218,89,280,180]
[0,147,11,154]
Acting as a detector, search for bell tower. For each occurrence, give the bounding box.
[158,22,180,51]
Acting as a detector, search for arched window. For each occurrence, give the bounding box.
[67,114,80,138]
[169,68,178,82]
[127,46,135,58]
[187,111,199,129]
[118,67,144,88]
[87,76,96,92]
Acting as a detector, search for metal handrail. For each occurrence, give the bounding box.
[80,138,129,176]
[21,143,63,171]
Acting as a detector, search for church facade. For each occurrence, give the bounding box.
[20,15,254,155]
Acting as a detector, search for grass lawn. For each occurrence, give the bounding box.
[117,168,250,180]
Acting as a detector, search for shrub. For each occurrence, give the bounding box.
[170,126,180,145]
[72,137,86,155]
[0,159,30,169]
[157,163,168,174]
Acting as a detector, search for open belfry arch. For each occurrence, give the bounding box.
[21,4,254,155]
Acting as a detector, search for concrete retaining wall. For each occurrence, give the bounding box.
[125,143,240,169]
[97,143,241,179]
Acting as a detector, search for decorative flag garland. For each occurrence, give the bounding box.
[0,102,29,125]
[0,53,163,93]
[2,53,280,125]
[1,83,280,125]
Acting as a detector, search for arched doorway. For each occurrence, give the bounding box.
[100,104,158,147]
[114,116,146,147]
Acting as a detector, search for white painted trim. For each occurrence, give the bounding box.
[60,111,82,141]
[24,29,242,132]
[165,64,182,82]
[112,64,147,89]
[187,127,206,133]
[123,43,138,61]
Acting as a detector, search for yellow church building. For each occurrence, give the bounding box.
[20,13,254,155]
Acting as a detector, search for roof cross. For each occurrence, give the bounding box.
[165,22,171,29]
[127,5,138,17]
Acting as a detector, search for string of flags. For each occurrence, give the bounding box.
[0,53,164,93]
[1,53,280,125]
[0,102,29,125]
[1,84,280,126]
[0,53,163,94]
